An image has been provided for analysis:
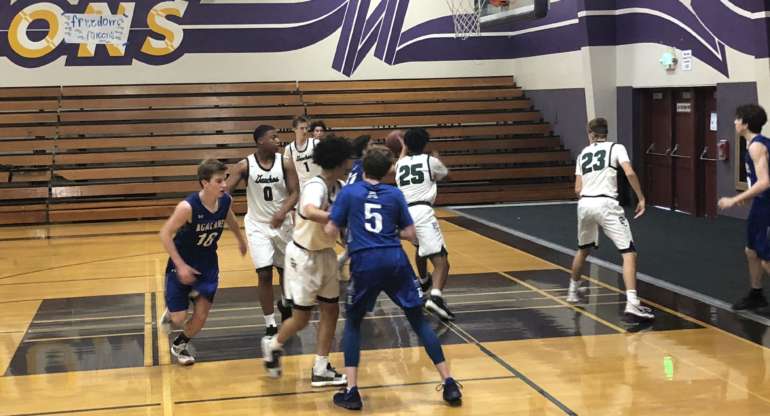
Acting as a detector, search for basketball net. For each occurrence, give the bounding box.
[445,0,485,39]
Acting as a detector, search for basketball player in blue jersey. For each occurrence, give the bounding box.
[719,104,770,310]
[345,135,371,185]
[326,146,462,410]
[159,159,248,365]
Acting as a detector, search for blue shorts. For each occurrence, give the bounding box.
[748,200,770,261]
[165,261,219,313]
[346,247,423,317]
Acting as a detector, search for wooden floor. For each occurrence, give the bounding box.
[1,209,770,415]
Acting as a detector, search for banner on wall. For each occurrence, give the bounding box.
[62,13,131,45]
[0,0,768,77]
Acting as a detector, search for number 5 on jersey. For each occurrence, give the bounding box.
[364,203,382,233]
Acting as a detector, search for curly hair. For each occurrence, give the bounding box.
[404,128,430,154]
[312,135,352,170]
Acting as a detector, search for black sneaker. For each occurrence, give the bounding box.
[420,276,433,294]
[265,325,278,337]
[311,363,347,387]
[425,295,456,321]
[733,290,769,310]
[438,377,462,406]
[277,299,293,321]
[333,387,362,410]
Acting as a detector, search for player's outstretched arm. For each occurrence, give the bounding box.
[619,162,646,218]
[225,202,247,256]
[225,159,247,192]
[429,153,449,181]
[159,201,199,284]
[720,142,770,210]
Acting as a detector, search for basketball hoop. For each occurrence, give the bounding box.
[445,0,485,39]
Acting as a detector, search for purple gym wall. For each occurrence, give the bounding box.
[1,0,768,77]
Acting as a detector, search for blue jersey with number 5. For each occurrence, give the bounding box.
[330,181,413,255]
[170,192,231,272]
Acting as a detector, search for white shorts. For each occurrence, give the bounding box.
[245,217,292,270]
[409,205,447,258]
[284,242,340,308]
[577,198,635,252]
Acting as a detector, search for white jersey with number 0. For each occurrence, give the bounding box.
[575,141,630,199]
[284,139,322,186]
[395,154,448,205]
[245,153,288,224]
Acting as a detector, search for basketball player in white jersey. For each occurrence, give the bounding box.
[227,125,299,336]
[396,128,454,320]
[284,116,323,187]
[262,136,351,387]
[568,118,654,321]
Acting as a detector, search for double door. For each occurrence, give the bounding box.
[639,87,717,218]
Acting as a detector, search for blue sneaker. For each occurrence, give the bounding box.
[438,378,462,406]
[333,387,362,411]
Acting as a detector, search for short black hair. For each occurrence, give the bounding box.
[197,158,227,187]
[363,146,394,180]
[351,135,371,158]
[253,125,275,144]
[309,120,328,132]
[736,104,768,134]
[404,128,430,154]
[312,135,352,170]
[293,115,310,128]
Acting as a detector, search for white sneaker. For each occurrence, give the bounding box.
[311,363,347,387]
[261,336,283,378]
[171,342,195,366]
[624,302,655,321]
[566,282,589,303]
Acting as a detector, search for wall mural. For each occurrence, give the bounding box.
[0,0,768,77]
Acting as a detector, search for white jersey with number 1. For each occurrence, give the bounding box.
[284,138,322,186]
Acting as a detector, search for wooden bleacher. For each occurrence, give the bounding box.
[0,77,575,225]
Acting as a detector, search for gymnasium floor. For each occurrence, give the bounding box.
[2,209,770,415]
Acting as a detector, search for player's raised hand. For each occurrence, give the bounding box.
[177,264,200,285]
[634,199,646,219]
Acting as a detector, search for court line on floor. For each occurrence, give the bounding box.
[440,316,577,415]
[173,375,516,405]
[6,403,161,416]
[448,208,770,328]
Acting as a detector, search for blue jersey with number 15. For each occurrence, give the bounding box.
[330,181,413,255]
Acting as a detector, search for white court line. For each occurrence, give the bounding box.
[448,206,770,327]
[447,200,576,210]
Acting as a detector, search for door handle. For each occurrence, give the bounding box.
[669,144,691,159]
[699,146,719,162]
[645,143,671,157]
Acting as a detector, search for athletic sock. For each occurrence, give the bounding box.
[430,288,442,298]
[264,313,277,327]
[626,290,639,306]
[313,355,329,374]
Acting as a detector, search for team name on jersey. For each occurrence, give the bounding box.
[295,154,313,162]
[254,174,280,184]
[196,220,226,232]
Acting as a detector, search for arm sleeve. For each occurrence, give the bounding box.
[396,190,414,229]
[614,144,631,166]
[429,156,449,181]
[329,187,350,228]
